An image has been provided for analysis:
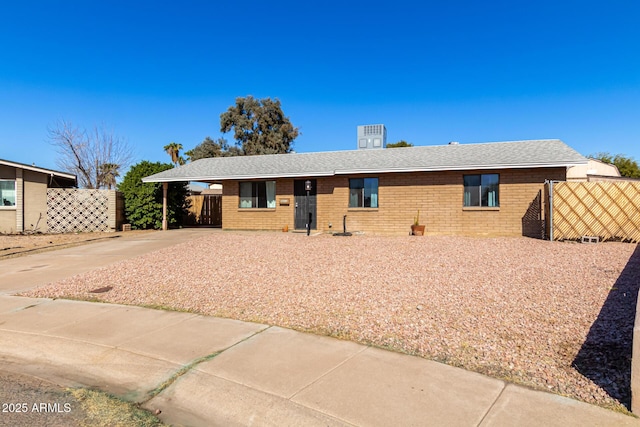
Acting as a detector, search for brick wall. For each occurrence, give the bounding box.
[221,167,567,236]
[223,180,295,231]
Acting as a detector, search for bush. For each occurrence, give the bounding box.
[118,161,188,229]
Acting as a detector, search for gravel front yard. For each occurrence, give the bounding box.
[22,232,640,412]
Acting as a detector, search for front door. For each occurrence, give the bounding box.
[294,179,317,230]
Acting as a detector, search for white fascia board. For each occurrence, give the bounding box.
[47,170,77,180]
[142,161,589,182]
[0,159,76,180]
[334,161,588,175]
[142,171,336,182]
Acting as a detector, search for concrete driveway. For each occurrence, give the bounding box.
[0,228,217,295]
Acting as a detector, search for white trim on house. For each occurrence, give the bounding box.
[0,159,76,181]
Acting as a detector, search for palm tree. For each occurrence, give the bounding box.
[164,142,183,167]
[98,163,120,189]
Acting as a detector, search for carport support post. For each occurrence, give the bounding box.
[162,182,168,231]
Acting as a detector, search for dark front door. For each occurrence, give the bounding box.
[294,179,317,230]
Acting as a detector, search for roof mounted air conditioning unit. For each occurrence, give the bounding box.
[357,124,387,149]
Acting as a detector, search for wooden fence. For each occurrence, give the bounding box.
[184,194,222,227]
[550,181,640,242]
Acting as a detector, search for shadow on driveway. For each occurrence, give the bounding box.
[573,243,640,410]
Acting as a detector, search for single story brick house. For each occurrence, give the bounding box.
[0,159,77,234]
[142,139,587,237]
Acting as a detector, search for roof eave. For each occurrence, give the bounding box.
[335,161,588,175]
[142,161,586,182]
[0,159,77,180]
[142,171,336,183]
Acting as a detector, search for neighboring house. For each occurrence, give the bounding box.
[142,138,587,237]
[207,183,223,195]
[566,159,622,181]
[187,183,222,195]
[187,183,205,195]
[0,159,77,234]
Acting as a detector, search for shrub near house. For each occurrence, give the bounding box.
[119,161,188,230]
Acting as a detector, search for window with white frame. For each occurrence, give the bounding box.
[463,174,499,207]
[349,177,378,208]
[0,180,16,207]
[239,181,276,208]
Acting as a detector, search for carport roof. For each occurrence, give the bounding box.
[142,139,588,183]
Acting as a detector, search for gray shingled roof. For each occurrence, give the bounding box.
[142,139,587,182]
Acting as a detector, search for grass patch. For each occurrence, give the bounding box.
[146,352,221,400]
[69,388,165,427]
[140,303,196,314]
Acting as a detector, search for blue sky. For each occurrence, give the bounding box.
[1,1,639,174]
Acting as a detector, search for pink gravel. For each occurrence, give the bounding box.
[22,232,640,412]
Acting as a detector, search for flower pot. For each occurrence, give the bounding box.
[411,225,425,236]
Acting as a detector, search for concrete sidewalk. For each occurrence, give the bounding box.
[0,229,638,426]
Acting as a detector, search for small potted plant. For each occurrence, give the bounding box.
[411,210,425,236]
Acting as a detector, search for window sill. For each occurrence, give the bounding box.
[462,206,500,211]
[347,208,379,212]
[0,206,17,210]
[237,208,277,212]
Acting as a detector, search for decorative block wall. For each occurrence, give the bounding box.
[47,189,123,233]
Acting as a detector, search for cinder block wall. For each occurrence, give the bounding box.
[222,167,567,236]
[107,190,125,231]
[47,189,123,233]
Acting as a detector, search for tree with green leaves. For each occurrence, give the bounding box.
[220,96,299,155]
[184,137,243,161]
[118,161,188,229]
[387,140,414,148]
[590,152,640,178]
[164,142,185,166]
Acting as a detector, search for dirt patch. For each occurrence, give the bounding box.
[0,369,83,426]
[0,369,164,427]
[0,231,152,258]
